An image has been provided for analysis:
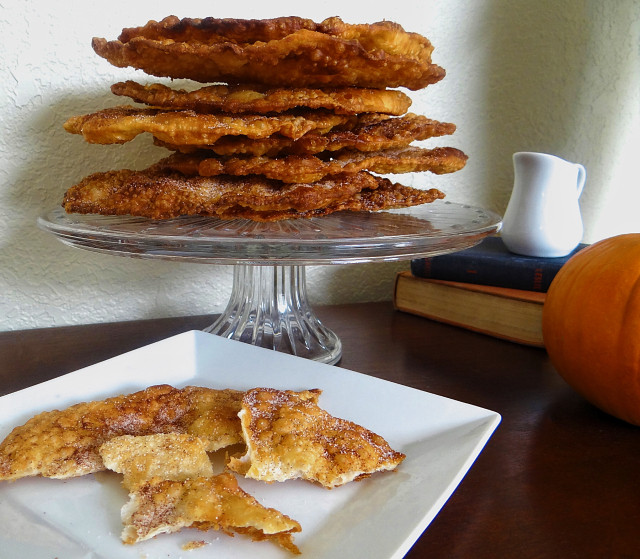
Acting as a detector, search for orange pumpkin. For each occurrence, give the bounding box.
[542,233,640,425]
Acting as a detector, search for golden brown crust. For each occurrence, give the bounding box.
[203,182,445,221]
[61,166,398,219]
[121,473,301,553]
[156,113,457,157]
[99,434,215,490]
[274,180,444,219]
[227,388,406,488]
[92,16,445,90]
[111,80,412,115]
[157,146,468,183]
[63,105,352,145]
[0,385,243,481]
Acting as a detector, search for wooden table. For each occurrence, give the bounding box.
[1,302,638,557]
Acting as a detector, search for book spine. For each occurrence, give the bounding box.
[410,254,562,292]
[393,273,545,347]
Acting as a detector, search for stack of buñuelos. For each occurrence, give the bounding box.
[62,15,467,221]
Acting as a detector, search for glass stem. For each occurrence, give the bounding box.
[204,264,342,365]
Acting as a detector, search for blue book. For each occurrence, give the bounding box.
[410,236,588,292]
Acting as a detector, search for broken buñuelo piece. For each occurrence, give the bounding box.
[99,432,301,553]
[227,387,405,488]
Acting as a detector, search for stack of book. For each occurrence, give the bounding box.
[393,236,587,347]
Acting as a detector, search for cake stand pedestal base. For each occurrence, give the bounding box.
[203,264,342,365]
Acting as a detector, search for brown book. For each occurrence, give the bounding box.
[393,271,546,347]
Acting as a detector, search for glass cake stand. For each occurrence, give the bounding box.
[38,200,502,365]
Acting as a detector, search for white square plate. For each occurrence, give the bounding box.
[0,331,500,559]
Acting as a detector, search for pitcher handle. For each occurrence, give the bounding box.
[576,164,586,198]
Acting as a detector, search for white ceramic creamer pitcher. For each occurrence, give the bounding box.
[501,152,586,257]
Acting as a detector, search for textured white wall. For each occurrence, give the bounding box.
[1,1,639,331]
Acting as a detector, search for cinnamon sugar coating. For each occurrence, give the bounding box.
[64,106,351,145]
[0,385,243,481]
[157,146,468,184]
[121,473,301,553]
[92,16,444,90]
[111,80,412,115]
[228,388,405,488]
